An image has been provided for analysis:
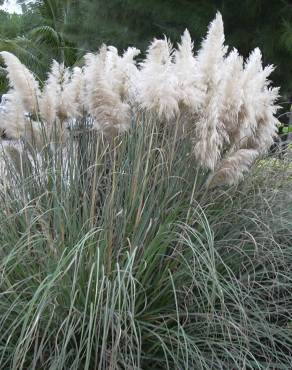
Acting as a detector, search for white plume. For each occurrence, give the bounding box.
[62,67,85,118]
[173,29,204,111]
[194,12,227,170]
[208,149,258,186]
[136,38,180,121]
[219,49,244,143]
[0,91,26,139]
[83,47,131,134]
[104,46,140,102]
[39,60,71,125]
[0,51,40,113]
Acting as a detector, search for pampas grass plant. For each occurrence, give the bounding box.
[0,12,291,369]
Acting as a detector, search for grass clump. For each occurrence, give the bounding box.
[0,118,292,369]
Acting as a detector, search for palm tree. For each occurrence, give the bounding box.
[0,0,78,93]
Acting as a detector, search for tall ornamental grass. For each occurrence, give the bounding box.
[0,116,292,369]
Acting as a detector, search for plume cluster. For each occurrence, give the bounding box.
[0,12,280,185]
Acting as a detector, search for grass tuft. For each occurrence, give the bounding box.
[1,118,292,369]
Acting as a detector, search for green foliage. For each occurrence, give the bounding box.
[65,0,217,53]
[221,0,292,96]
[0,12,24,38]
[1,0,291,94]
[0,0,78,93]
[0,65,8,91]
[32,0,78,64]
[63,0,292,94]
[0,9,43,91]
[0,118,292,368]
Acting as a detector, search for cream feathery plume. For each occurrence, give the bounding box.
[173,29,204,111]
[234,49,279,151]
[196,12,226,89]
[234,48,268,147]
[39,60,61,125]
[219,49,244,144]
[250,62,280,152]
[53,62,71,121]
[103,46,140,103]
[207,149,258,186]
[247,86,280,153]
[242,48,263,84]
[104,46,119,89]
[39,60,70,125]
[250,71,280,153]
[83,46,107,112]
[0,91,46,145]
[61,66,85,118]
[119,47,140,102]
[136,37,180,121]
[83,52,100,113]
[194,12,227,170]
[236,48,263,146]
[84,47,131,135]
[122,47,140,65]
[0,51,40,113]
[0,91,26,139]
